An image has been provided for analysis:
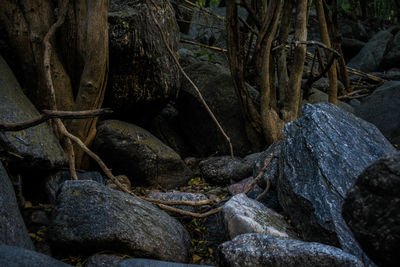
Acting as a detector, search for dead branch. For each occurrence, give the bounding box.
[244,155,276,194]
[0,109,113,131]
[180,39,227,52]
[147,0,234,158]
[256,177,270,201]
[157,203,222,218]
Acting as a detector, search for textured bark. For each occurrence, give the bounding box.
[0,0,109,168]
[316,0,338,105]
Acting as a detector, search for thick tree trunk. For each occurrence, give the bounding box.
[0,0,109,168]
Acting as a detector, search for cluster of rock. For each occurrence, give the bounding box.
[1,1,400,267]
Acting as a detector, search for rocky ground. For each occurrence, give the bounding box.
[1,1,400,267]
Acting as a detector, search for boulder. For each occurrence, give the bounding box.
[0,55,66,169]
[92,120,192,189]
[49,180,191,263]
[106,0,180,122]
[147,191,208,212]
[0,244,71,267]
[343,153,400,267]
[85,254,124,267]
[117,258,214,267]
[355,81,400,146]
[227,177,263,197]
[278,103,396,266]
[380,30,400,70]
[177,61,256,157]
[170,0,194,34]
[304,88,354,114]
[348,30,393,72]
[218,233,364,267]
[222,194,298,240]
[45,170,104,204]
[341,38,366,62]
[252,141,282,210]
[199,156,253,184]
[0,161,34,249]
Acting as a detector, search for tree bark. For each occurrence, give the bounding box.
[0,0,109,168]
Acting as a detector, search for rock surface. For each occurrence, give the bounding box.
[177,61,256,157]
[45,170,104,204]
[0,244,71,267]
[85,254,124,267]
[147,191,208,212]
[0,55,66,169]
[222,194,297,240]
[348,30,393,72]
[50,180,191,263]
[106,0,180,122]
[355,81,400,146]
[342,153,400,267]
[117,258,214,267]
[0,161,34,249]
[218,233,364,267]
[380,30,400,70]
[199,156,253,184]
[93,120,192,188]
[278,103,396,266]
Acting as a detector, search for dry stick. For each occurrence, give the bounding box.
[256,177,270,201]
[43,0,78,181]
[0,109,112,131]
[157,204,222,218]
[141,197,212,206]
[147,0,234,158]
[243,155,276,195]
[180,39,227,52]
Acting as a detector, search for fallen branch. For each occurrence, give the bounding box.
[244,155,276,194]
[157,203,222,218]
[147,0,234,158]
[180,39,227,52]
[0,109,113,132]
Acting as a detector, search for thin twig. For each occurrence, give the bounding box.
[157,204,222,218]
[180,39,227,52]
[147,0,234,158]
[256,178,270,201]
[0,109,113,131]
[244,155,276,194]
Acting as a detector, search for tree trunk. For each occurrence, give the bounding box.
[316,0,338,105]
[0,0,109,168]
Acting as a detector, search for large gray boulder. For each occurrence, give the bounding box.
[356,81,400,147]
[0,244,71,267]
[343,153,400,267]
[217,233,364,267]
[222,194,298,240]
[0,161,34,249]
[348,30,393,72]
[50,180,191,263]
[177,61,256,157]
[278,103,396,266]
[147,191,207,212]
[106,0,180,122]
[93,120,192,189]
[0,55,66,169]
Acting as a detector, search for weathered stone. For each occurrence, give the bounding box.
[356,81,400,146]
[177,61,256,157]
[343,153,400,267]
[0,161,34,249]
[147,191,207,212]
[380,30,400,70]
[199,156,253,184]
[348,30,393,72]
[341,38,366,61]
[45,170,104,204]
[85,254,124,267]
[218,233,364,267]
[106,0,180,122]
[278,103,396,266]
[252,141,282,210]
[228,177,263,197]
[0,244,71,267]
[50,180,191,263]
[117,258,214,267]
[92,120,192,189]
[304,88,354,114]
[0,55,66,169]
[222,194,298,240]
